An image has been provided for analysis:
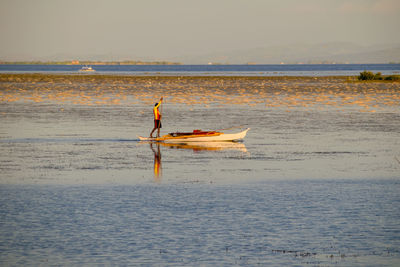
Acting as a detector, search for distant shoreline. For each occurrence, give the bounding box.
[0,61,182,65]
[0,62,398,65]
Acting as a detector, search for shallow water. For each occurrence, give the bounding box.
[0,102,399,184]
[0,181,399,266]
[0,76,400,265]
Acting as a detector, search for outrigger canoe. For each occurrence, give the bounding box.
[138,128,250,143]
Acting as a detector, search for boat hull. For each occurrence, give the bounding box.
[138,128,249,143]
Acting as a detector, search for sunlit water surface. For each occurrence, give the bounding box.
[0,88,399,265]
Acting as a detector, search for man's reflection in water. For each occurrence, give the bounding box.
[150,143,162,181]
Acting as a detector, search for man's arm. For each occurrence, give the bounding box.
[154,97,163,109]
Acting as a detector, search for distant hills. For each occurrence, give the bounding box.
[176,42,400,64]
[1,42,399,65]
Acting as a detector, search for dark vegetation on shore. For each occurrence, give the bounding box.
[358,71,400,81]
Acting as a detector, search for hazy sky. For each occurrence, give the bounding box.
[1,0,399,61]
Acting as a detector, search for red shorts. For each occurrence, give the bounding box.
[154,120,162,128]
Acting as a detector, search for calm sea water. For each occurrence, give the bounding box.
[1,180,399,266]
[1,79,400,265]
[0,63,399,76]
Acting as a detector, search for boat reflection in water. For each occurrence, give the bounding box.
[149,143,162,182]
[160,141,247,152]
[146,141,248,180]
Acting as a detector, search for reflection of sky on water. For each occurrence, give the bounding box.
[0,180,399,266]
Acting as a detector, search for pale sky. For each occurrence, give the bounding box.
[0,0,399,61]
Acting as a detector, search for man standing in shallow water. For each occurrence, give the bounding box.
[150,97,163,138]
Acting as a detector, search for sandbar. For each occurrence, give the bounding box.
[0,74,399,112]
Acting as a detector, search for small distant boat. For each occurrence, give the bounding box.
[79,66,95,72]
[138,128,250,143]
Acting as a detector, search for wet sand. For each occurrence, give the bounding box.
[1,74,399,112]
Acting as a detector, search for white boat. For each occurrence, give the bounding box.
[79,66,95,72]
[138,128,250,143]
